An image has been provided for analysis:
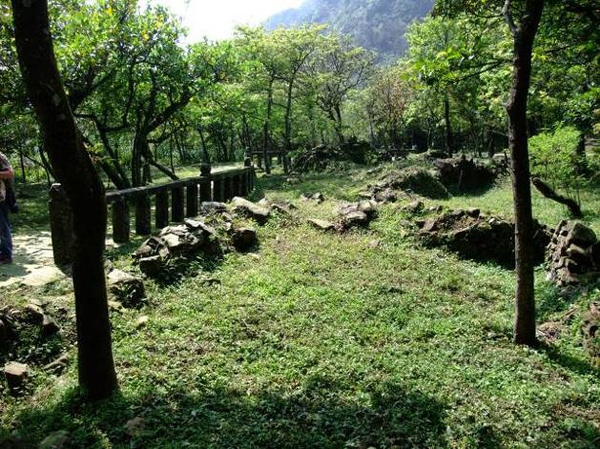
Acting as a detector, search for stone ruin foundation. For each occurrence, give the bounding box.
[416,209,552,269]
[546,220,600,287]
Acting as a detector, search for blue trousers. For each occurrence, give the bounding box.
[0,202,12,258]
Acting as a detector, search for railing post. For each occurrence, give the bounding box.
[186,183,199,217]
[172,186,184,222]
[135,192,151,235]
[49,183,73,266]
[248,167,255,192]
[199,178,212,202]
[223,174,233,201]
[199,164,212,203]
[232,174,241,198]
[112,197,130,244]
[213,176,225,202]
[240,171,248,196]
[156,189,169,229]
[234,172,242,197]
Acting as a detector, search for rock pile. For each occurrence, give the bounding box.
[433,156,496,191]
[133,200,264,278]
[107,269,147,308]
[546,221,600,286]
[308,200,378,233]
[364,167,450,203]
[417,209,552,268]
[1,302,70,395]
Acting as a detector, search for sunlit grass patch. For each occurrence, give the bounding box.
[2,165,600,448]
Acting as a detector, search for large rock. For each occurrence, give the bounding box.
[39,431,70,449]
[200,201,228,214]
[159,224,208,257]
[566,222,597,247]
[308,201,379,233]
[107,269,146,308]
[340,210,369,229]
[231,197,271,224]
[41,314,60,337]
[231,227,258,252]
[308,218,335,231]
[4,362,28,392]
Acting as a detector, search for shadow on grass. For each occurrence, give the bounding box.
[8,378,450,449]
[445,181,498,198]
[536,282,599,378]
[249,171,367,204]
[535,281,582,323]
[542,343,599,378]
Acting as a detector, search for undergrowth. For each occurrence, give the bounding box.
[1,164,599,448]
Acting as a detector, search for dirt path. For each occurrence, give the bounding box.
[1,165,246,290]
[0,231,67,289]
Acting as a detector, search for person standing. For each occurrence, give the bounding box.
[0,151,14,264]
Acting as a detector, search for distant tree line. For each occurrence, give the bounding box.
[1,0,598,184]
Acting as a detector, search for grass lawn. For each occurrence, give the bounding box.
[1,164,599,448]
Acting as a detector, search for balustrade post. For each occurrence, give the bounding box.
[135,193,151,235]
[112,197,130,244]
[186,183,199,217]
[199,164,212,203]
[248,167,255,192]
[223,175,233,201]
[213,176,225,202]
[232,174,241,198]
[49,183,73,266]
[172,186,185,222]
[233,173,241,197]
[240,171,248,196]
[155,189,169,229]
[199,178,212,202]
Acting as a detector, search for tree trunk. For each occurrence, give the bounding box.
[197,125,211,164]
[333,103,345,144]
[262,78,274,174]
[505,0,544,347]
[132,133,145,186]
[283,79,295,174]
[12,0,118,399]
[444,96,455,157]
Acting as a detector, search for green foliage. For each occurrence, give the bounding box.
[529,126,585,198]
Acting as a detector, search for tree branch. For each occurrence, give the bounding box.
[502,0,517,36]
[531,177,583,218]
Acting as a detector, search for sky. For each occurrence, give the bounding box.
[147,0,305,43]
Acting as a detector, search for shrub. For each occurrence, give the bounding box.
[529,126,584,203]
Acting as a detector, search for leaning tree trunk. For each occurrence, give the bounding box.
[505,0,544,347]
[12,0,118,399]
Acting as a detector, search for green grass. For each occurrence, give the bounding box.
[2,165,599,448]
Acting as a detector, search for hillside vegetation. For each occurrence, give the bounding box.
[265,0,435,60]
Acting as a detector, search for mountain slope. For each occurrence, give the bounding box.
[265,0,435,60]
